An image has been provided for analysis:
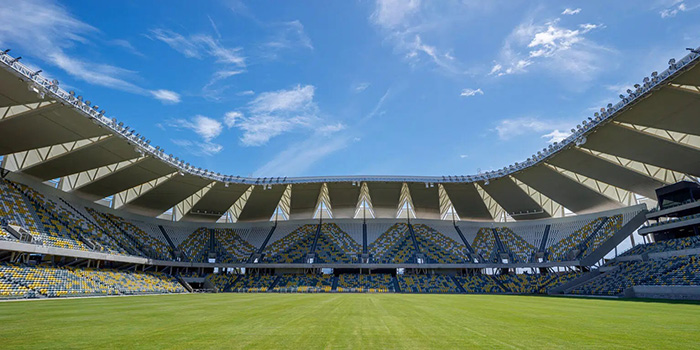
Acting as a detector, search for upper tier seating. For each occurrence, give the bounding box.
[368,223,416,263]
[262,224,317,263]
[95,212,172,260]
[413,224,468,263]
[494,227,538,263]
[472,228,497,262]
[213,228,258,263]
[547,217,607,261]
[315,223,361,263]
[178,228,211,263]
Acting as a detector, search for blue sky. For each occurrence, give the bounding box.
[0,0,698,178]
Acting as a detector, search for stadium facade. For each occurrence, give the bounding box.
[0,47,700,299]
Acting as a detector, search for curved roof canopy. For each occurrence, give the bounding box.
[1,48,699,222]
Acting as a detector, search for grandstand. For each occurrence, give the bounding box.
[0,42,697,306]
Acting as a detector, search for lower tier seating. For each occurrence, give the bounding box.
[397,274,459,293]
[336,274,395,292]
[570,255,700,296]
[0,263,185,298]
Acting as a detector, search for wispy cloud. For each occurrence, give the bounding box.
[264,20,313,50]
[150,89,181,104]
[237,90,255,96]
[253,134,353,177]
[561,8,581,15]
[494,117,574,144]
[226,84,343,146]
[353,82,371,93]
[371,0,421,29]
[460,88,484,97]
[490,16,609,81]
[149,29,245,66]
[168,115,225,155]
[0,0,175,101]
[659,1,697,18]
[361,88,391,123]
[370,0,464,74]
[169,115,223,142]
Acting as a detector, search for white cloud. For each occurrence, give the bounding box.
[0,0,173,101]
[371,0,421,29]
[226,84,341,146]
[660,2,691,18]
[490,17,608,80]
[250,84,316,114]
[265,20,313,50]
[150,89,181,104]
[494,117,573,143]
[460,88,484,97]
[459,154,469,159]
[353,82,371,92]
[317,123,346,135]
[253,135,352,177]
[369,1,463,74]
[224,111,243,128]
[237,90,255,96]
[171,139,223,156]
[561,8,581,15]
[169,115,223,142]
[541,130,570,143]
[150,29,245,67]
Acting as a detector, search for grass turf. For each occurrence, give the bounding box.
[1,293,699,349]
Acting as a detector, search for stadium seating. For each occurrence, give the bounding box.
[494,227,538,263]
[336,274,395,292]
[547,217,607,261]
[620,236,700,257]
[0,262,184,298]
[273,274,334,292]
[178,228,211,263]
[368,223,417,263]
[95,211,172,260]
[314,223,361,263]
[213,228,258,263]
[472,228,497,262]
[569,256,700,296]
[397,274,459,293]
[580,215,623,258]
[229,274,277,292]
[413,224,469,263]
[262,224,317,263]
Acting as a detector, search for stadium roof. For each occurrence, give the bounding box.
[1,47,700,222]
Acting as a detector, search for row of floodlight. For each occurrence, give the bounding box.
[1,46,698,186]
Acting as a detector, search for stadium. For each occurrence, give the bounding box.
[1,1,700,349]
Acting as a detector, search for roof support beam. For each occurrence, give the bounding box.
[313,183,333,219]
[544,164,637,206]
[354,182,375,219]
[396,182,416,219]
[0,100,59,123]
[58,156,148,192]
[112,172,177,209]
[1,135,112,170]
[172,181,217,221]
[578,148,696,185]
[271,184,292,221]
[510,176,566,218]
[616,121,700,150]
[437,184,460,221]
[222,185,254,223]
[474,183,509,222]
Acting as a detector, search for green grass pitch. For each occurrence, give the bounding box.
[1,294,699,349]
